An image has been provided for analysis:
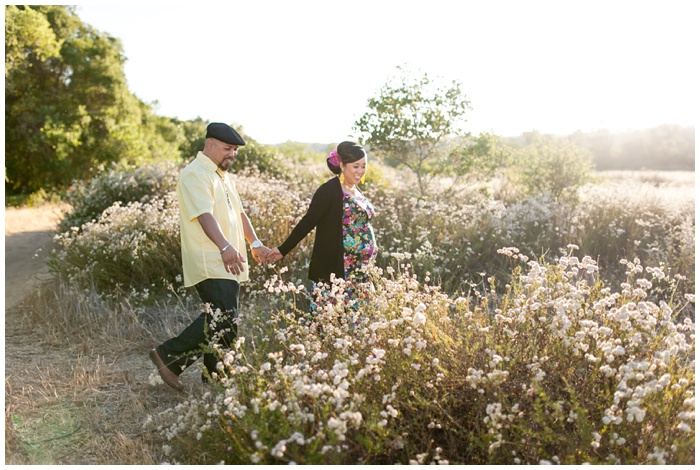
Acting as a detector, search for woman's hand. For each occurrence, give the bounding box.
[266,248,283,264]
[251,245,271,266]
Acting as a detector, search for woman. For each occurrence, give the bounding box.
[267,141,376,309]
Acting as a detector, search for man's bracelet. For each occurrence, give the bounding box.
[220,243,232,254]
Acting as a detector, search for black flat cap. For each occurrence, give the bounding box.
[206,122,246,146]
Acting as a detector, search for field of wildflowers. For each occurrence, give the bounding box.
[42,162,694,464]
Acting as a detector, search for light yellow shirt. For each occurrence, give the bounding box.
[177,152,249,287]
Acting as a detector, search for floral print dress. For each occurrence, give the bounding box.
[341,189,376,306]
[308,188,377,317]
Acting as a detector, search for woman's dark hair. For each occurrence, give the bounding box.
[327,141,366,175]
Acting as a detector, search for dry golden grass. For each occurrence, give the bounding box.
[4,280,201,464]
[3,201,207,464]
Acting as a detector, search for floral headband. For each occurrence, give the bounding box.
[327,150,341,167]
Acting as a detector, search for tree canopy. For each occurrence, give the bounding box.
[353,66,476,197]
[4,5,185,195]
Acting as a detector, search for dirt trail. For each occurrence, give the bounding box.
[4,205,76,464]
[4,205,184,464]
[4,205,67,312]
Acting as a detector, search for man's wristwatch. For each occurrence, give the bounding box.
[250,239,263,249]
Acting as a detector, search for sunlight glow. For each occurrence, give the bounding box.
[76,0,696,144]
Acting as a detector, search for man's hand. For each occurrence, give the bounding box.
[251,245,271,267]
[266,248,283,264]
[222,247,246,275]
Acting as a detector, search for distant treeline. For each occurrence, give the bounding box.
[283,125,696,174]
[505,125,695,171]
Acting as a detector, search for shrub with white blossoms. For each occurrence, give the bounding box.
[49,193,181,295]
[151,248,694,465]
[41,164,693,463]
[50,163,694,311]
[59,161,180,232]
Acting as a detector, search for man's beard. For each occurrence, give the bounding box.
[219,158,233,171]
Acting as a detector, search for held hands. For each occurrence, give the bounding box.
[224,242,282,271]
[265,248,283,265]
[250,244,272,267]
[222,243,274,272]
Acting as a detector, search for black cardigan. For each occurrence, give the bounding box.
[277,177,344,283]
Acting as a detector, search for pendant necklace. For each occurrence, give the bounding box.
[218,172,234,211]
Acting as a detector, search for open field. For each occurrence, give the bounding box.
[4,170,695,464]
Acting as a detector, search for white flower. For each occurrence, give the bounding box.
[149,371,164,386]
[386,405,399,418]
[626,406,646,423]
[289,343,306,356]
[271,440,287,458]
[677,422,691,433]
[413,311,427,327]
[612,345,626,356]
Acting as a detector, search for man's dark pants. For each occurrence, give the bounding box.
[155,278,239,377]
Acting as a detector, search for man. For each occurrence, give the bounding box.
[149,122,270,391]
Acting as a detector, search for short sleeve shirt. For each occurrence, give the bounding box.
[177,152,249,287]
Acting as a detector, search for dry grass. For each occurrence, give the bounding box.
[595,170,695,187]
[3,202,207,465]
[4,282,206,464]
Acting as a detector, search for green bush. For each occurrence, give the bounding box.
[173,119,285,178]
[233,140,285,178]
[59,162,180,232]
[153,250,694,464]
[5,187,63,207]
[513,134,594,203]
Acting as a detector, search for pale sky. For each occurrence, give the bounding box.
[75,0,697,145]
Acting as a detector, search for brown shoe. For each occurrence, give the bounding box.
[149,348,184,391]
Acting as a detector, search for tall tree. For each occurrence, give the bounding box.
[5,5,184,195]
[5,5,61,78]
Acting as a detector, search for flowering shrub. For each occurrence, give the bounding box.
[151,248,694,464]
[49,164,324,298]
[572,181,695,285]
[49,193,181,295]
[44,163,694,463]
[368,179,694,304]
[59,162,180,232]
[50,164,694,311]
